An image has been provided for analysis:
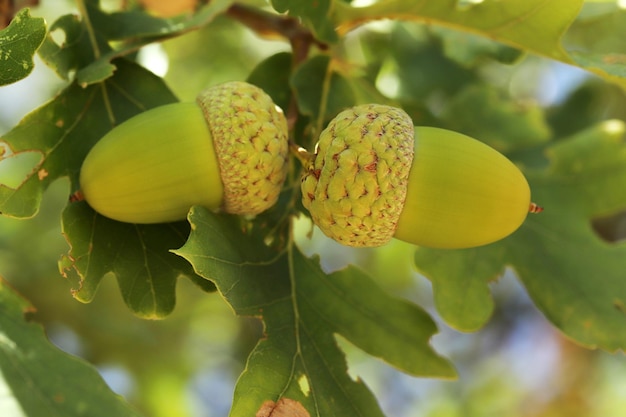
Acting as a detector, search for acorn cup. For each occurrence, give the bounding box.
[301,104,542,249]
[79,81,289,224]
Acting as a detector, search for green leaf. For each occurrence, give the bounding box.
[247,52,293,115]
[0,278,144,417]
[329,0,626,88]
[332,0,582,61]
[74,0,233,86]
[291,54,357,123]
[0,59,176,218]
[389,24,477,101]
[440,84,552,153]
[1,59,209,317]
[38,0,232,85]
[60,202,206,319]
[435,27,523,66]
[414,121,626,351]
[563,3,626,87]
[271,0,337,43]
[0,8,47,86]
[564,3,626,55]
[174,206,455,417]
[37,14,100,81]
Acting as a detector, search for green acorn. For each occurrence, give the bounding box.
[79,81,289,224]
[301,104,541,249]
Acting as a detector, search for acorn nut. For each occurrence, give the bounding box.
[301,104,540,249]
[79,81,289,224]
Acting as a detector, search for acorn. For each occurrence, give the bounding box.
[79,81,289,224]
[301,104,541,249]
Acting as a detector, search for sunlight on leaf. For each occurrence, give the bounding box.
[328,0,626,89]
[332,0,582,61]
[75,0,233,86]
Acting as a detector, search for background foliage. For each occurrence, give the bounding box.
[1,0,626,416]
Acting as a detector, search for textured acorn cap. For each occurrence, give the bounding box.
[301,104,415,247]
[197,81,289,215]
[80,81,289,224]
[301,106,534,249]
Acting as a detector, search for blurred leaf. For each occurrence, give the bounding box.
[328,0,626,89]
[0,8,46,86]
[175,206,454,417]
[247,52,293,114]
[291,54,356,125]
[547,81,626,139]
[38,0,232,85]
[435,27,523,66]
[569,51,626,81]
[414,121,626,351]
[38,13,103,81]
[271,0,337,43]
[163,16,258,101]
[565,3,626,54]
[563,4,626,84]
[75,0,233,86]
[332,0,581,61]
[0,278,144,417]
[441,84,552,152]
[390,25,477,101]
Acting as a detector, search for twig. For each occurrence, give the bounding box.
[226,3,327,135]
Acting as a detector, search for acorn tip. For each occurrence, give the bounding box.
[529,202,543,214]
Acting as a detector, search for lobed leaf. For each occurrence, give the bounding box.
[60,202,206,319]
[0,278,144,417]
[331,0,581,61]
[440,84,552,153]
[175,206,455,417]
[1,59,209,317]
[0,59,176,218]
[414,121,626,351]
[327,0,626,89]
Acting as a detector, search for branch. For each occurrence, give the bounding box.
[226,3,328,134]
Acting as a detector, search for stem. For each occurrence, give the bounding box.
[226,3,327,52]
[289,141,315,169]
[226,3,327,141]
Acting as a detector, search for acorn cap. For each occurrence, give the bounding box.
[301,104,415,247]
[79,82,289,224]
[197,81,289,215]
[301,105,536,249]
